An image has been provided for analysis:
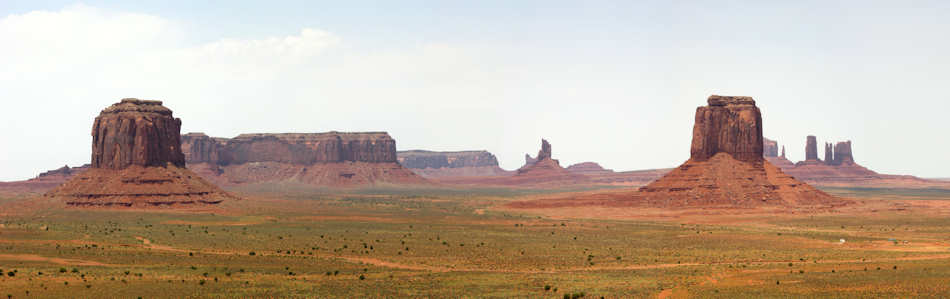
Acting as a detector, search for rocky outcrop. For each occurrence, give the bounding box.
[690,96,763,163]
[396,150,510,178]
[805,135,819,162]
[398,150,500,169]
[536,139,553,161]
[824,143,834,165]
[781,146,786,158]
[566,162,613,175]
[46,99,229,207]
[510,95,843,209]
[91,99,186,169]
[831,141,855,166]
[182,132,426,186]
[764,138,779,157]
[180,133,225,164]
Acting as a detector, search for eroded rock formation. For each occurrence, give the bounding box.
[91,99,186,169]
[764,138,779,157]
[46,99,229,207]
[824,143,834,165]
[690,96,763,163]
[397,150,510,178]
[805,135,820,161]
[831,141,855,166]
[510,95,843,209]
[181,132,426,186]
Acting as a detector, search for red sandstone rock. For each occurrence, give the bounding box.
[181,132,427,186]
[46,99,230,207]
[91,99,186,169]
[831,141,855,166]
[513,95,843,208]
[690,96,763,163]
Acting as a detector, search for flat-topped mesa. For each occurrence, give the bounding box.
[397,150,500,169]
[690,95,764,163]
[91,98,185,169]
[181,132,398,165]
[831,141,855,166]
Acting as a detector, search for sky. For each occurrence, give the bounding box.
[1,1,948,181]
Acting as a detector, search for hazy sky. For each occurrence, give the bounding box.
[1,1,948,181]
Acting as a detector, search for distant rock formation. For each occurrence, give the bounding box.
[536,139,553,161]
[396,150,511,178]
[0,164,91,194]
[764,138,779,157]
[831,141,855,166]
[524,154,537,166]
[181,132,426,186]
[805,135,820,162]
[511,95,843,209]
[765,137,943,188]
[781,146,786,158]
[690,96,763,163]
[46,99,229,207]
[795,135,825,166]
[566,162,613,175]
[823,143,834,165]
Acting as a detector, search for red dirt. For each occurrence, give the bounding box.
[45,165,232,207]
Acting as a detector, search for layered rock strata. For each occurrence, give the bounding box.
[46,99,229,207]
[181,132,426,186]
[397,150,510,178]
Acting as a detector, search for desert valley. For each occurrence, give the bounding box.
[3,2,950,298]
[1,95,949,298]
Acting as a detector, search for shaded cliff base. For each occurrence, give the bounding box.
[188,161,428,188]
[44,165,234,207]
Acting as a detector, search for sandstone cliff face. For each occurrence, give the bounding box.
[180,133,225,164]
[690,96,764,163]
[181,132,426,186]
[91,99,186,169]
[396,150,509,178]
[47,99,229,207]
[397,150,500,169]
[764,138,779,157]
[181,132,397,165]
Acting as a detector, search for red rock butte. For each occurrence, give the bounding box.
[511,95,845,209]
[46,99,230,207]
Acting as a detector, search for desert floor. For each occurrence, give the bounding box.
[2,184,950,298]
